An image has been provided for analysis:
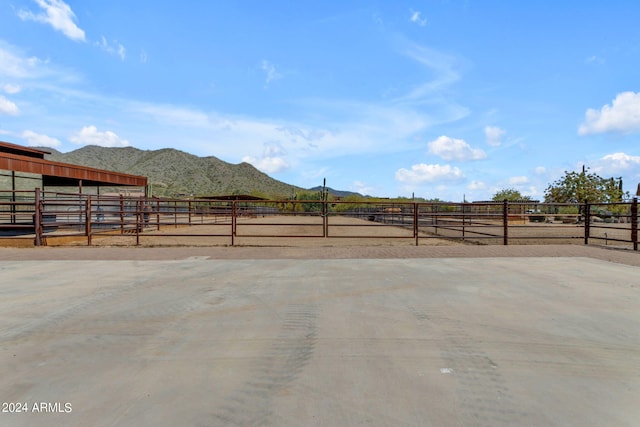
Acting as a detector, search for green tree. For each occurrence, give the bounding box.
[332,194,366,212]
[295,191,324,212]
[492,188,532,202]
[544,167,628,204]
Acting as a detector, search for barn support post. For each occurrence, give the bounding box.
[503,200,509,245]
[631,198,638,251]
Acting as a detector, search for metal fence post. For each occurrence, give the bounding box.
[173,200,177,228]
[414,202,419,246]
[86,196,92,246]
[323,198,327,238]
[135,199,140,246]
[231,200,236,246]
[462,203,466,240]
[34,188,42,246]
[631,198,638,251]
[584,200,590,245]
[119,195,124,234]
[10,177,16,224]
[503,199,508,245]
[155,199,160,231]
[434,204,438,234]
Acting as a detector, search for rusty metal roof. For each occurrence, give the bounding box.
[0,141,50,159]
[1,141,147,187]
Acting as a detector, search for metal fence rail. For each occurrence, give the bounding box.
[0,189,638,250]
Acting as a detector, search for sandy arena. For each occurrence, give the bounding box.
[1,243,639,426]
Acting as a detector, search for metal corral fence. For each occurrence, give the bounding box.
[0,189,638,249]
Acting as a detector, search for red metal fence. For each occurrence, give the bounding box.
[1,189,638,250]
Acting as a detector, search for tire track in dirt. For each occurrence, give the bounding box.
[2,262,218,350]
[212,302,318,426]
[407,305,529,426]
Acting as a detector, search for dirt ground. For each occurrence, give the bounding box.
[69,215,461,247]
[39,214,633,249]
[1,214,637,254]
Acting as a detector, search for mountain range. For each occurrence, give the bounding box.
[42,145,362,198]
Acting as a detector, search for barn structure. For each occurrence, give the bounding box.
[0,141,147,194]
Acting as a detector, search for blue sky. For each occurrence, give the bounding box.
[1,1,640,200]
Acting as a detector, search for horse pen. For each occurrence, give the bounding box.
[1,190,638,249]
[1,191,639,427]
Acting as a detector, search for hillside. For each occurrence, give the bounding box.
[43,145,302,198]
[308,186,365,198]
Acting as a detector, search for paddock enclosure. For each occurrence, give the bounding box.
[1,190,638,249]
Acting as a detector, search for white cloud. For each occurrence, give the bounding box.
[0,41,81,85]
[508,176,529,185]
[428,135,486,161]
[579,91,640,135]
[534,166,546,175]
[467,180,486,191]
[2,84,21,94]
[131,103,212,127]
[69,125,130,147]
[0,43,42,79]
[242,155,290,174]
[351,181,376,196]
[591,152,640,175]
[140,49,148,64]
[129,98,434,162]
[18,0,85,42]
[409,9,427,26]
[484,126,505,147]
[242,141,290,174]
[261,60,282,85]
[395,163,464,184]
[21,130,61,148]
[396,41,463,104]
[0,95,19,115]
[96,36,126,61]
